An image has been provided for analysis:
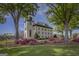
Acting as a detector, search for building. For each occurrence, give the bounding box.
[24,18,53,39]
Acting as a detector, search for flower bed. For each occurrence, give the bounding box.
[72,38,79,43]
[72,35,79,43]
[48,37,64,43]
[16,39,38,45]
[15,37,64,45]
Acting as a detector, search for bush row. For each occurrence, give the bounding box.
[72,37,79,43]
[15,35,79,45]
[15,37,64,45]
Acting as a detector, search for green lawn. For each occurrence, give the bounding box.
[0,45,79,56]
[0,40,15,45]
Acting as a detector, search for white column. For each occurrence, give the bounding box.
[24,18,27,39]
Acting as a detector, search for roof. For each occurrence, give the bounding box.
[32,22,53,29]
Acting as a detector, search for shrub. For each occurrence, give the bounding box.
[48,37,55,41]
[16,39,22,44]
[15,39,28,45]
[21,40,28,45]
[72,37,79,43]
[16,39,38,45]
[43,40,48,44]
[54,39,64,43]
[28,39,38,45]
[48,37,64,43]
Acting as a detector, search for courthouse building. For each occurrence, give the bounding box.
[24,18,53,39]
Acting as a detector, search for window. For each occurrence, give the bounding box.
[45,32,47,35]
[42,32,43,34]
[25,27,27,30]
[42,28,43,30]
[29,30,32,37]
[38,31,40,34]
[38,27,40,30]
[41,36,43,38]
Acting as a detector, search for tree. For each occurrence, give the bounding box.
[53,17,79,38]
[56,24,64,35]
[68,16,79,38]
[47,3,79,43]
[34,33,40,39]
[0,3,38,40]
[0,15,6,24]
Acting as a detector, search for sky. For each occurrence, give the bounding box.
[0,4,79,34]
[0,4,52,34]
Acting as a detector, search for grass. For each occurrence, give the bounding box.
[0,39,15,45]
[0,45,79,56]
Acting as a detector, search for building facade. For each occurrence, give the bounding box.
[24,19,53,39]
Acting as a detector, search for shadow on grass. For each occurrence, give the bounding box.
[0,45,79,56]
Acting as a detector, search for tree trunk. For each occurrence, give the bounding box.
[70,29,72,38]
[15,22,19,40]
[64,21,69,44]
[13,17,19,40]
[11,14,20,40]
